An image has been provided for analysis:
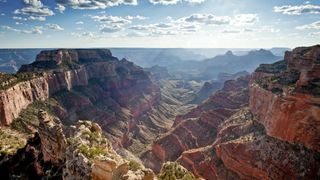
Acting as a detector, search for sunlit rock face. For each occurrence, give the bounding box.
[0,49,160,128]
[141,76,250,172]
[250,45,320,152]
[142,45,320,179]
[178,108,320,180]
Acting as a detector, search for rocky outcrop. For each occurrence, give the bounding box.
[2,110,160,179]
[38,110,67,164]
[177,108,320,179]
[141,76,250,172]
[0,49,159,127]
[250,45,320,152]
[63,120,135,180]
[140,45,320,179]
[0,131,63,179]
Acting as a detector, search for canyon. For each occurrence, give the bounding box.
[0,45,319,179]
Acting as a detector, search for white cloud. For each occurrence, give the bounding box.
[258,26,280,33]
[232,14,259,26]
[309,31,320,37]
[176,13,258,26]
[14,6,54,16]
[57,0,137,9]
[21,26,43,34]
[23,0,43,7]
[149,0,179,5]
[55,3,66,13]
[296,21,320,30]
[126,31,148,37]
[100,24,123,33]
[14,0,54,21]
[187,0,206,4]
[71,31,101,39]
[129,25,150,31]
[129,18,200,37]
[76,21,84,25]
[242,26,279,33]
[222,30,241,34]
[183,13,231,25]
[1,25,43,34]
[13,16,27,21]
[125,15,148,20]
[149,0,206,5]
[1,25,19,32]
[91,15,132,26]
[28,16,46,21]
[47,23,64,30]
[274,4,320,15]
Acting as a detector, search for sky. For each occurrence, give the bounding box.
[0,0,319,48]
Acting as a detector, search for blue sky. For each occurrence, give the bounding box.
[0,0,319,48]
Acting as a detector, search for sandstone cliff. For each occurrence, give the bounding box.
[178,108,320,179]
[0,49,159,126]
[142,45,320,179]
[250,45,320,152]
[141,76,250,172]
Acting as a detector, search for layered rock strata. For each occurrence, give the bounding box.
[141,76,250,172]
[0,49,159,126]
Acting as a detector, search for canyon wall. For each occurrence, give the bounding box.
[141,45,320,179]
[0,49,159,126]
[141,76,250,172]
[250,45,320,152]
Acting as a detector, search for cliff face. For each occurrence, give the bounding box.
[1,49,187,158]
[250,45,320,152]
[0,49,159,127]
[177,108,320,180]
[141,76,250,172]
[142,45,320,179]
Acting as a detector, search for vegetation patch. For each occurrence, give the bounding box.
[0,72,43,90]
[0,127,26,156]
[11,98,61,134]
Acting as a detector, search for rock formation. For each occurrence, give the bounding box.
[142,45,320,179]
[38,110,67,164]
[1,109,199,179]
[141,76,250,172]
[1,45,320,179]
[250,45,320,151]
[1,49,178,156]
[0,49,158,126]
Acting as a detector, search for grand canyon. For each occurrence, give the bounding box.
[0,45,319,179]
[1,0,319,179]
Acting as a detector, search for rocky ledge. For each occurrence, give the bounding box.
[250,45,320,152]
[141,45,320,179]
[0,110,197,179]
[0,49,159,127]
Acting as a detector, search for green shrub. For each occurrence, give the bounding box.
[128,160,142,171]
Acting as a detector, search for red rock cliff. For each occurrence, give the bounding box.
[0,49,159,126]
[250,45,320,152]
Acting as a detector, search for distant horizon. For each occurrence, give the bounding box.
[1,0,319,48]
[0,46,297,49]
